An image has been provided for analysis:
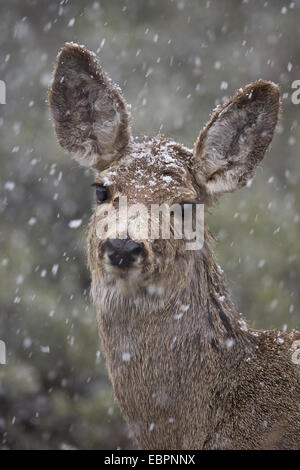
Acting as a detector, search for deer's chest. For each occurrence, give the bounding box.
[98,308,191,445]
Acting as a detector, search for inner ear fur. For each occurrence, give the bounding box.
[49,43,131,172]
[193,81,280,198]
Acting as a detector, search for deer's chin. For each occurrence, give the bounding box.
[103,262,142,282]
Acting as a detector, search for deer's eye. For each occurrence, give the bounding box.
[91,183,109,204]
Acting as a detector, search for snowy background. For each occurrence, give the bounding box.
[1,0,300,449]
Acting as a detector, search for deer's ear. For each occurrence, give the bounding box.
[49,43,131,171]
[192,81,280,199]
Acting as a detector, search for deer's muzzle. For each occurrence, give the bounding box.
[105,238,144,269]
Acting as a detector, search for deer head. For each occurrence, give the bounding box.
[49,43,280,302]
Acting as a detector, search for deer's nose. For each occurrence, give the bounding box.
[105,239,144,268]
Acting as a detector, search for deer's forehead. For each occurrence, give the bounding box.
[99,138,195,203]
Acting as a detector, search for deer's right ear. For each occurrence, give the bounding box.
[192,81,280,200]
[49,43,131,171]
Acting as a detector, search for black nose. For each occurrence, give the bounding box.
[105,239,144,268]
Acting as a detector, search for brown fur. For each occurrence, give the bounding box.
[49,43,300,450]
[49,42,130,171]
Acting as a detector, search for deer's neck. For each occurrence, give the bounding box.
[96,241,257,448]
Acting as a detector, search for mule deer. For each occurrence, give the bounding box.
[49,43,300,449]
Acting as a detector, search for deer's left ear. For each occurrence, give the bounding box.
[49,43,131,172]
[192,81,280,199]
